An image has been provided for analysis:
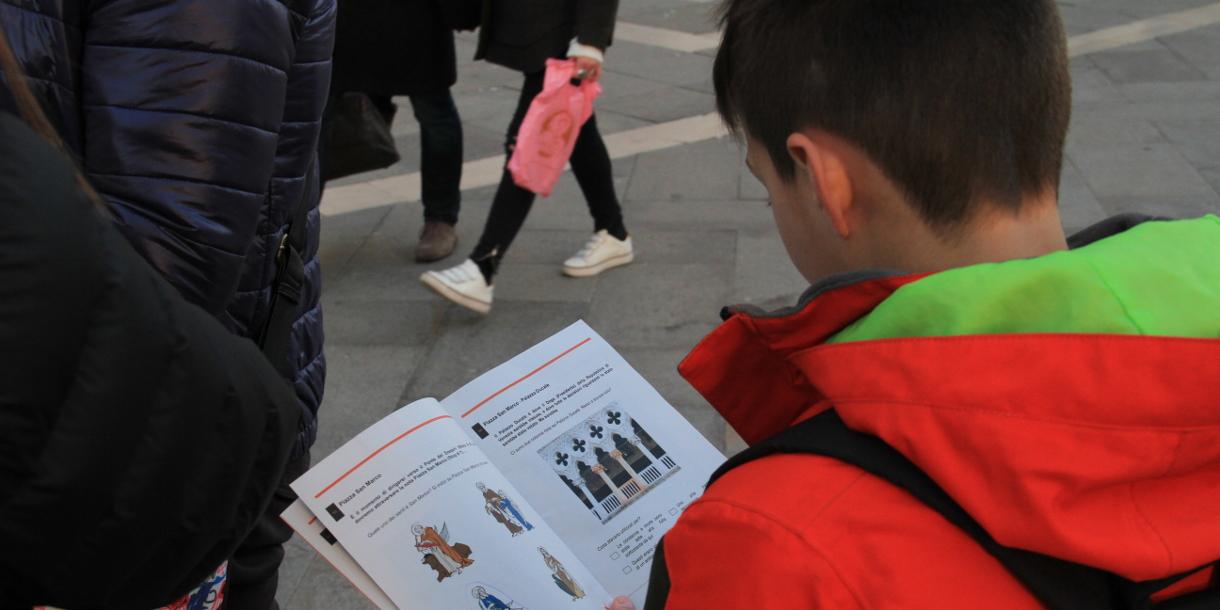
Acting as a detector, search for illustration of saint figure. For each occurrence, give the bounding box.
[472,585,523,610]
[413,522,474,582]
[478,482,534,535]
[539,547,586,601]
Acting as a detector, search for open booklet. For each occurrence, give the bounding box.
[283,321,725,609]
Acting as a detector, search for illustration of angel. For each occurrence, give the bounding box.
[413,522,474,582]
[478,482,534,535]
[539,547,586,600]
[472,585,524,610]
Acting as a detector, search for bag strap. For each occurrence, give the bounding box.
[256,167,313,380]
[706,409,1218,610]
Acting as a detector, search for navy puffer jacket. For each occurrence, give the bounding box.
[0,0,335,454]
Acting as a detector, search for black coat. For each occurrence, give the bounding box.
[476,0,620,74]
[0,113,300,609]
[0,0,335,456]
[332,0,459,96]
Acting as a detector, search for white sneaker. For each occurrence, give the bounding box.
[562,230,634,277]
[420,259,493,314]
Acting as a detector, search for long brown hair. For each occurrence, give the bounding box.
[0,23,107,211]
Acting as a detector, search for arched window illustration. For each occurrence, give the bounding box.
[614,432,664,485]
[595,447,632,488]
[559,473,594,510]
[577,460,613,502]
[613,433,651,470]
[540,406,681,524]
[632,418,676,469]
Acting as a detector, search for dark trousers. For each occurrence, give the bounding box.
[405,91,463,224]
[321,90,463,224]
[223,451,310,610]
[470,70,624,273]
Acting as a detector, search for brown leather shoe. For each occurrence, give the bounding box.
[415,221,458,263]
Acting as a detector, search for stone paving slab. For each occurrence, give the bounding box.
[1058,159,1110,232]
[586,262,733,350]
[1091,47,1209,83]
[1070,58,1128,103]
[315,344,430,457]
[283,553,376,610]
[1070,142,1218,200]
[626,3,718,34]
[606,41,716,91]
[619,198,774,232]
[1161,24,1220,77]
[277,2,1220,606]
[625,138,741,201]
[399,301,594,403]
[1154,118,1220,170]
[732,228,810,306]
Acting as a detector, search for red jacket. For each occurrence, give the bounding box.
[655,217,1220,608]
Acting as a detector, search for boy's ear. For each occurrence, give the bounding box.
[786,132,854,239]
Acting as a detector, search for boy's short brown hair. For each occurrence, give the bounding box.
[714,0,1072,229]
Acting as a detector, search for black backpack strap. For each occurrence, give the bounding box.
[257,183,311,380]
[641,536,672,610]
[696,409,1218,610]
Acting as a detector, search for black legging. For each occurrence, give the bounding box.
[471,69,626,280]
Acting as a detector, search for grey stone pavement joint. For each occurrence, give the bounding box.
[278,1,1220,606]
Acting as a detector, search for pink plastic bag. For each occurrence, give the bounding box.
[508,58,602,197]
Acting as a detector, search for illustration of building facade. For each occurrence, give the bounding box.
[539,404,679,522]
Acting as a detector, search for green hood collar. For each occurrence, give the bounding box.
[831,215,1220,343]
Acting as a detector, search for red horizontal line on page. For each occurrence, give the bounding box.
[313,415,453,499]
[461,337,592,419]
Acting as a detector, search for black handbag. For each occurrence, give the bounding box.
[321,92,401,181]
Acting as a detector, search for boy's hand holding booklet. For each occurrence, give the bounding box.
[283,321,724,609]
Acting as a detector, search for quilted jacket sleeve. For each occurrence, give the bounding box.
[78,0,304,316]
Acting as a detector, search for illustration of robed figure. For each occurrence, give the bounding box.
[540,548,585,600]
[487,504,524,536]
[479,483,534,534]
[488,485,531,529]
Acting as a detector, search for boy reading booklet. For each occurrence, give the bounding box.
[633,0,1220,608]
[284,322,724,609]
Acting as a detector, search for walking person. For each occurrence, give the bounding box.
[0,1,335,607]
[327,0,471,262]
[421,0,632,314]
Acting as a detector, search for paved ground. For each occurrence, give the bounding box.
[277,1,1220,606]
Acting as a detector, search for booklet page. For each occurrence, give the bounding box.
[280,499,395,609]
[290,398,609,610]
[440,321,725,605]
